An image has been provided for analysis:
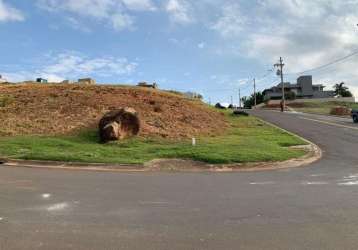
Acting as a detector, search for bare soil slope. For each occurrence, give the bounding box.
[0,83,228,138]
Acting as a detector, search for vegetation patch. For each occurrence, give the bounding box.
[288,101,358,116]
[0,95,14,108]
[0,113,307,165]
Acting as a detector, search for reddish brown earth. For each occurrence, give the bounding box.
[0,83,228,138]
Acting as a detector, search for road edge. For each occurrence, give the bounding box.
[0,145,321,172]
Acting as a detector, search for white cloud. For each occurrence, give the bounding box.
[0,0,24,22]
[2,71,34,82]
[198,42,205,49]
[111,13,134,31]
[211,0,358,97]
[211,3,246,37]
[65,17,92,32]
[37,0,156,31]
[3,51,137,82]
[122,0,156,11]
[37,0,113,17]
[165,0,193,25]
[168,37,189,47]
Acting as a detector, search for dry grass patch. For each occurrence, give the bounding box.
[0,83,228,138]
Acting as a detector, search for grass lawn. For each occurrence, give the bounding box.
[0,113,308,164]
[291,101,358,116]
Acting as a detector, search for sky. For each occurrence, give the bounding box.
[1,0,358,104]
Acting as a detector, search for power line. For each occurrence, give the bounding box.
[254,49,358,92]
[207,47,358,102]
[294,48,358,76]
[256,77,279,89]
[255,69,274,82]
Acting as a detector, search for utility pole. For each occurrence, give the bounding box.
[239,88,241,108]
[230,96,233,106]
[274,57,285,112]
[253,78,256,108]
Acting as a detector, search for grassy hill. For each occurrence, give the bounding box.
[0,83,307,165]
[0,83,228,138]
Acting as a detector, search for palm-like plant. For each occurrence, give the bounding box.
[334,82,353,97]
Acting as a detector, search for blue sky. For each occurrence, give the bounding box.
[1,0,358,103]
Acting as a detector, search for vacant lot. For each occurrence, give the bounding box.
[288,101,358,116]
[0,113,307,164]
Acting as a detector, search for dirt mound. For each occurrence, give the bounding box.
[330,106,351,116]
[0,83,228,138]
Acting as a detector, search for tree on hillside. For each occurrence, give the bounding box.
[334,82,353,97]
[184,91,203,100]
[242,92,264,108]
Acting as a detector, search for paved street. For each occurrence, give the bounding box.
[1,110,358,250]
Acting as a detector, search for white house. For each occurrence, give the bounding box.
[0,75,7,83]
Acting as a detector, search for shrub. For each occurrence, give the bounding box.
[285,91,296,100]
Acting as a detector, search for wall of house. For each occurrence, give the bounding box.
[298,76,313,96]
[312,91,335,99]
[264,92,282,100]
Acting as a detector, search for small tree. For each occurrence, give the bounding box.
[243,92,264,108]
[334,82,353,97]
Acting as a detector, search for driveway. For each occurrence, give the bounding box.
[1,110,358,250]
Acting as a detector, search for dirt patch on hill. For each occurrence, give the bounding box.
[0,83,228,138]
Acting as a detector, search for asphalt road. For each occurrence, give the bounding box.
[1,110,358,250]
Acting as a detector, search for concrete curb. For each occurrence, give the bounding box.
[0,146,322,174]
[0,159,145,172]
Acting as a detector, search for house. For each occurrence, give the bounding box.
[137,82,158,89]
[215,102,230,109]
[263,75,335,100]
[78,78,96,85]
[36,78,48,83]
[184,92,203,100]
[0,75,7,83]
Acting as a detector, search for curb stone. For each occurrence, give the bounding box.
[0,144,321,173]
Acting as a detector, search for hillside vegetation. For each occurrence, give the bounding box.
[0,114,307,164]
[0,83,228,138]
[0,83,308,165]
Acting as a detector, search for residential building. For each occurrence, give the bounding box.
[184,92,203,100]
[78,78,96,85]
[263,75,335,100]
[0,75,7,83]
[137,82,158,89]
[36,78,48,83]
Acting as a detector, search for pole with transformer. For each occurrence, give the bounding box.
[274,57,285,112]
[239,88,241,108]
